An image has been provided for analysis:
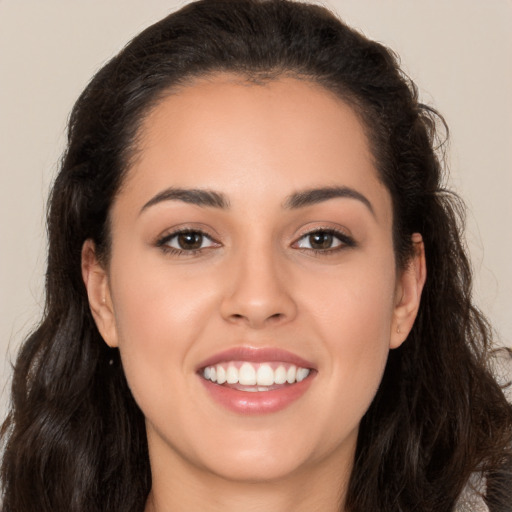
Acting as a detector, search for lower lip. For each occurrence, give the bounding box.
[199,374,315,414]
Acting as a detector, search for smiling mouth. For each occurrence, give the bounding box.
[197,347,316,413]
[200,361,312,392]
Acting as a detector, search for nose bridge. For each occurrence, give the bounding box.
[220,237,296,328]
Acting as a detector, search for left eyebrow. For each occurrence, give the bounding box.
[283,186,375,216]
[140,187,230,215]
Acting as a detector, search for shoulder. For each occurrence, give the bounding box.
[457,348,512,511]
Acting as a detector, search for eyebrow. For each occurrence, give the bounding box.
[140,187,230,213]
[283,186,375,216]
[140,185,374,216]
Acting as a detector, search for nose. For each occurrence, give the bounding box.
[220,246,297,329]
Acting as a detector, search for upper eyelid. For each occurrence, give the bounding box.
[292,225,353,241]
[297,226,346,235]
[291,227,356,249]
[156,226,220,245]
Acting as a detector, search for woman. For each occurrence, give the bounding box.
[1,1,511,511]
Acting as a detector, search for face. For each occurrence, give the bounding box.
[83,75,424,487]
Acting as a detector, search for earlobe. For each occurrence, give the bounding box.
[81,239,119,348]
[390,233,427,349]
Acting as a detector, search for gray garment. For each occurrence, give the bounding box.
[456,348,512,512]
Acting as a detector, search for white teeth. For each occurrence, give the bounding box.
[239,362,257,385]
[202,362,311,387]
[296,368,310,382]
[274,365,287,385]
[216,365,226,384]
[226,365,238,384]
[256,364,274,386]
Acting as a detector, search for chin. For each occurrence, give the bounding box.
[187,424,344,484]
[201,449,310,483]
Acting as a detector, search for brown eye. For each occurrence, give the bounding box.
[159,230,218,253]
[308,232,334,250]
[177,232,204,250]
[294,229,354,252]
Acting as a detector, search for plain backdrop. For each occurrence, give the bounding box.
[1,1,511,416]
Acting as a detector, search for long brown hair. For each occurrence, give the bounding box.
[2,1,511,510]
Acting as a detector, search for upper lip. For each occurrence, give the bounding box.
[196,346,316,371]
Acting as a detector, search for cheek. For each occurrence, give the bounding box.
[107,251,220,404]
[110,247,218,338]
[297,253,396,426]
[301,249,396,343]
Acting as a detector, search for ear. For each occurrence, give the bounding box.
[81,239,118,348]
[390,233,427,349]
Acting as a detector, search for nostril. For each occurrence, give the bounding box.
[227,311,285,327]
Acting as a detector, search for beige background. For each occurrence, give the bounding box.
[1,1,511,414]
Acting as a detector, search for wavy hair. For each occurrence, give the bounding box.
[2,1,511,510]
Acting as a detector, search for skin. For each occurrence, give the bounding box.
[82,75,426,512]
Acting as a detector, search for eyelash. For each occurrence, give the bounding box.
[293,228,356,255]
[156,227,355,256]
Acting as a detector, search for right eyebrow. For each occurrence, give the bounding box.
[139,187,230,215]
[283,185,375,217]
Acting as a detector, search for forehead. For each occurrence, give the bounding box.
[117,74,390,220]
